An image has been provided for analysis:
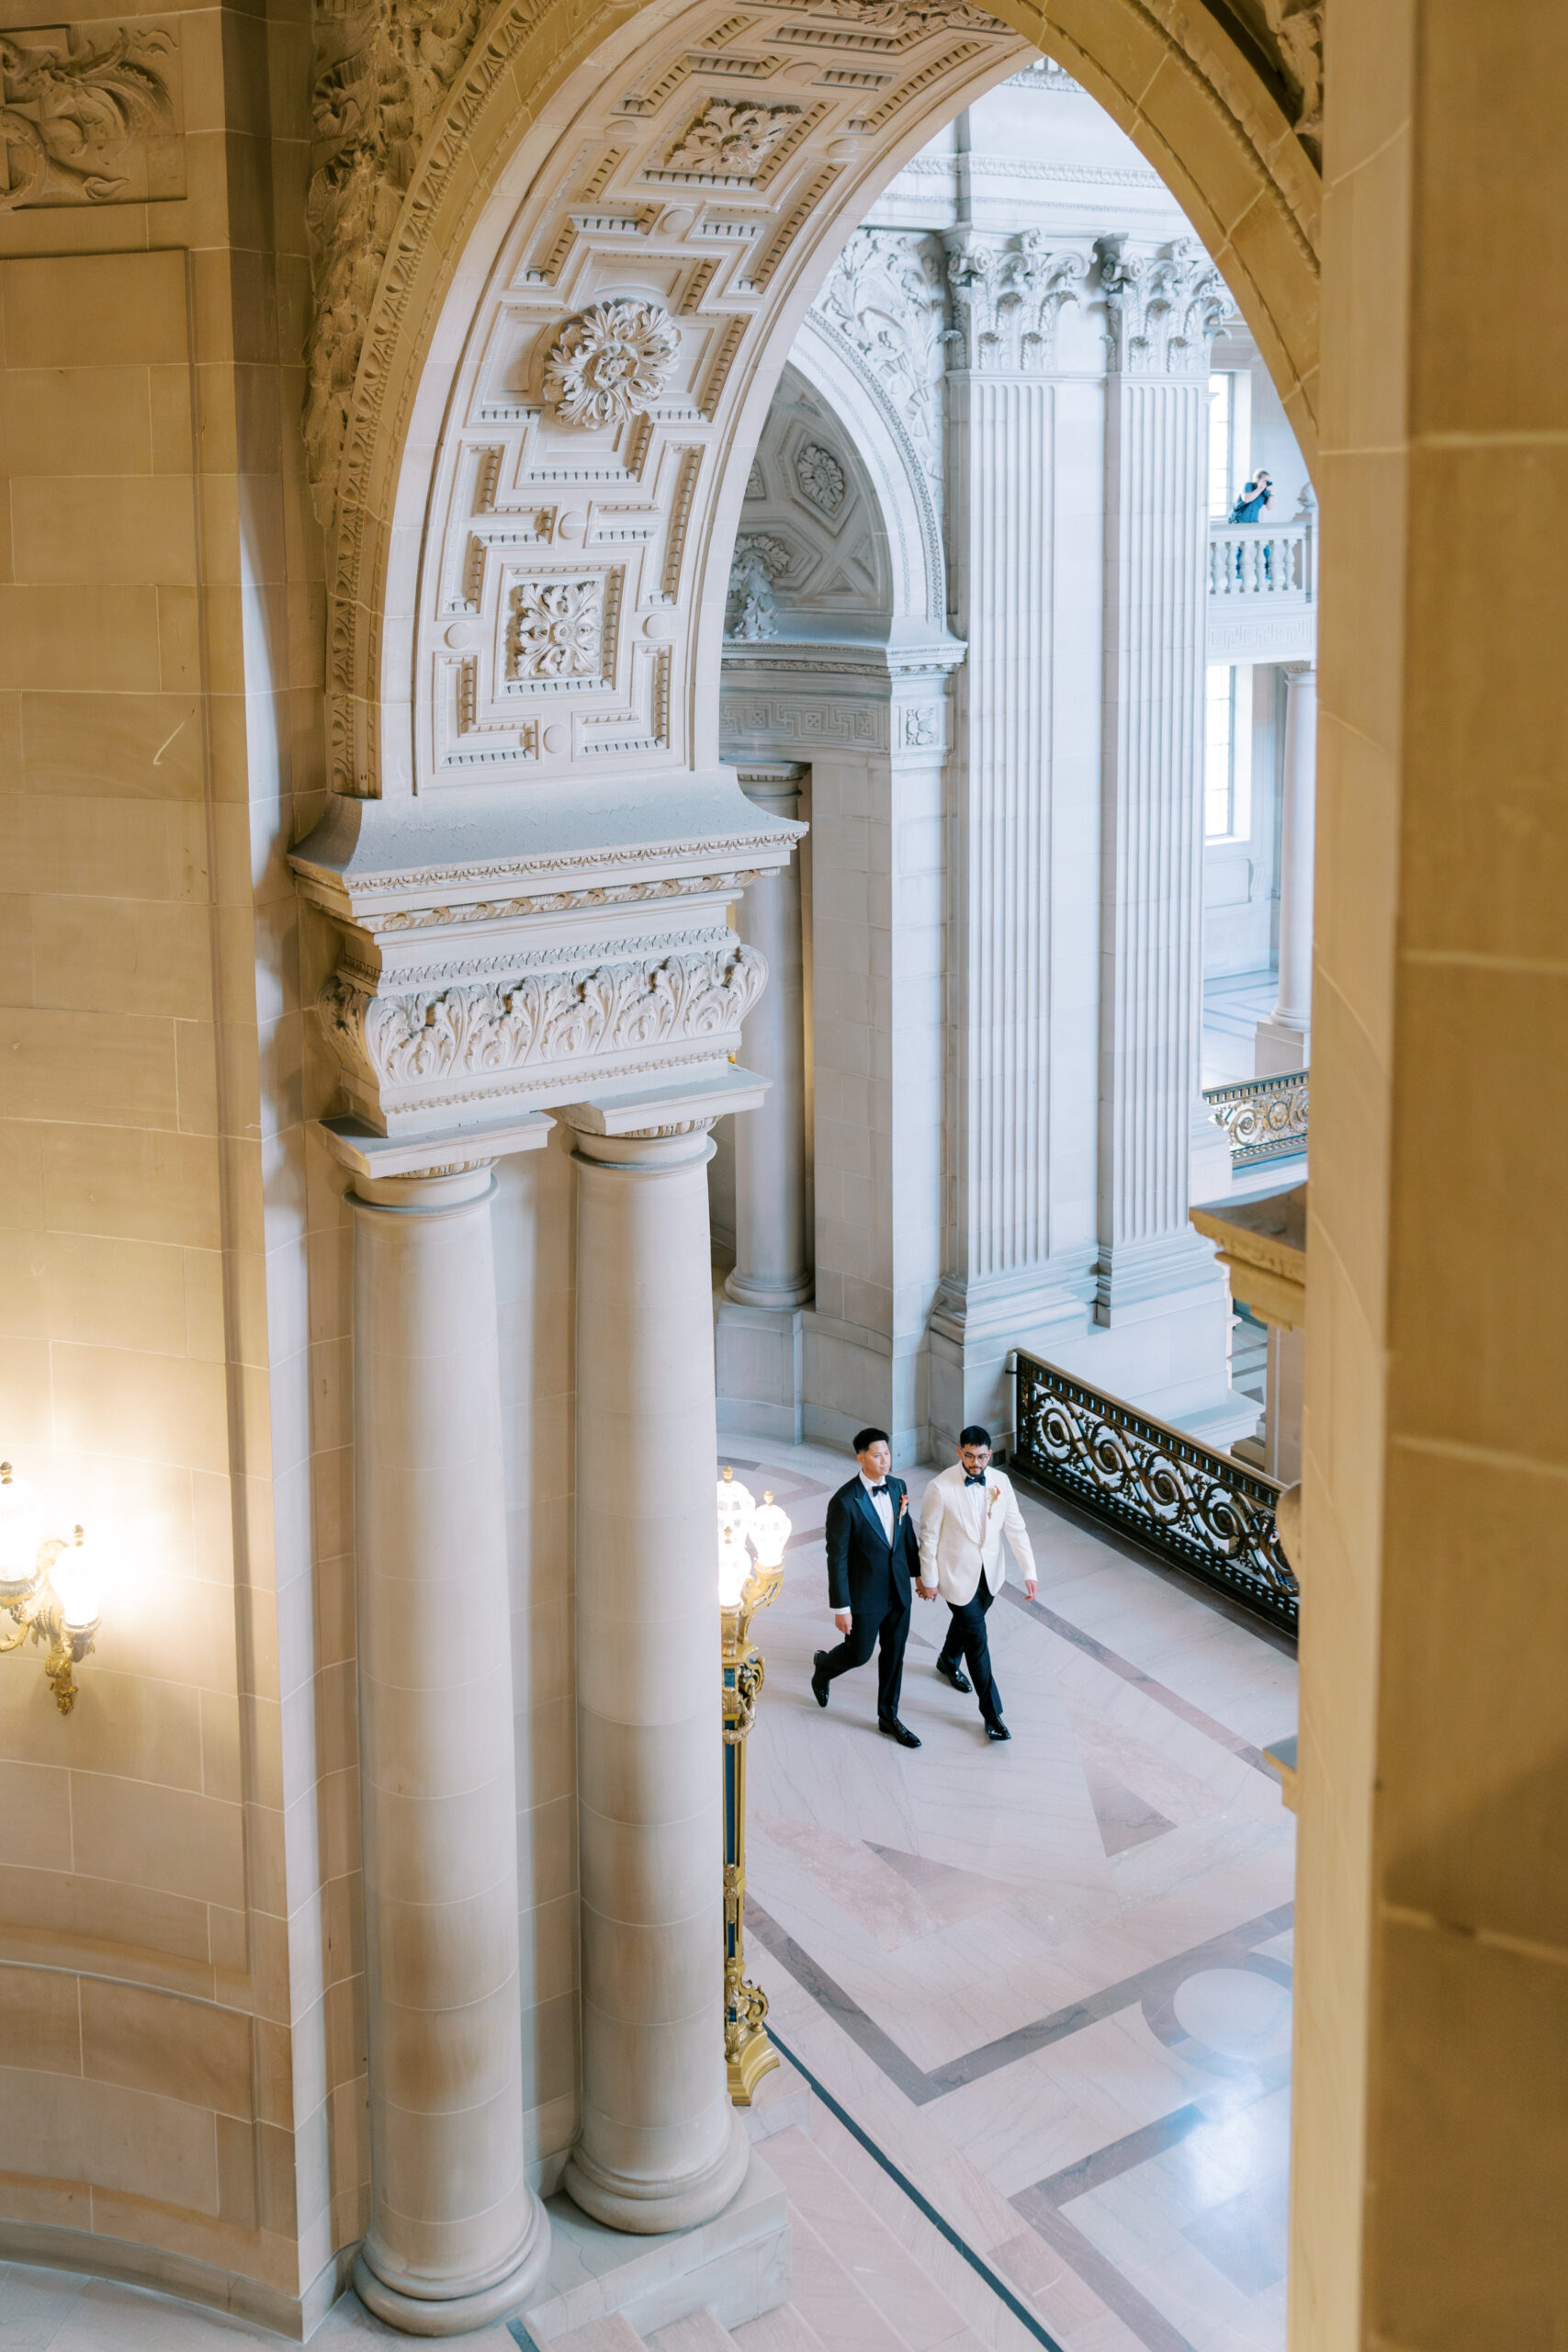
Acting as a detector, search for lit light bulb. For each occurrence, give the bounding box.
[716,1466,757,1605]
[0,1464,46,1602]
[750,1491,792,1572]
[51,1527,105,1633]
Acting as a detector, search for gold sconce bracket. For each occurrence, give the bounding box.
[0,1472,104,1716]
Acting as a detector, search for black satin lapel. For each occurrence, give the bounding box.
[853,1483,893,1547]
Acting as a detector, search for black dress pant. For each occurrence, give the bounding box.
[937,1577,1003,1726]
[819,1590,910,1724]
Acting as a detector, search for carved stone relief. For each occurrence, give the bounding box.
[508,577,610,682]
[542,300,682,428]
[0,21,181,209]
[658,98,803,182]
[943,232,1088,372]
[811,230,948,481]
[1096,235,1228,376]
[794,443,846,516]
[320,945,767,1125]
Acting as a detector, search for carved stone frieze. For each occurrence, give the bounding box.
[943,232,1088,372]
[1097,236,1228,376]
[1261,0,1322,158]
[320,944,767,1125]
[0,22,180,209]
[541,300,682,429]
[305,0,481,519]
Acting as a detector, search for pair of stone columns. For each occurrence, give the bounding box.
[338,1091,750,2335]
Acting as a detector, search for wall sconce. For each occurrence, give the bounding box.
[0,1464,106,1715]
[717,1466,792,2104]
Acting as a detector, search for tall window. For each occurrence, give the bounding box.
[1209,372,1235,518]
[1205,663,1253,839]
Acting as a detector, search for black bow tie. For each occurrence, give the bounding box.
[868,1481,890,1496]
[964,1473,987,1486]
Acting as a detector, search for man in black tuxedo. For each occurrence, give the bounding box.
[811,1427,923,1748]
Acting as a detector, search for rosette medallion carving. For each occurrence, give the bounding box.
[542,300,682,429]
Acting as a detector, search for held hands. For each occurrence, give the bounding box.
[917,1581,938,1601]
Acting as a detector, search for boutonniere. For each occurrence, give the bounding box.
[898,1493,908,1521]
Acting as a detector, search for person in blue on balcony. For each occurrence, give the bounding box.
[1229,469,1273,523]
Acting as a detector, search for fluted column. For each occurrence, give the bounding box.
[727,766,810,1308]
[563,1098,751,2233]
[927,230,1094,1445]
[1096,236,1228,1324]
[347,1148,550,2337]
[1255,662,1317,1074]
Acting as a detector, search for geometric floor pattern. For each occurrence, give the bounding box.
[728,1434,1298,2352]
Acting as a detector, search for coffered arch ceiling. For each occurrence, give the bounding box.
[304,0,1320,801]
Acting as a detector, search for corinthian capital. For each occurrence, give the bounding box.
[942,231,1088,373]
[1095,235,1228,376]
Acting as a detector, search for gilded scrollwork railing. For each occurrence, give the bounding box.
[1010,1354,1298,1634]
[1203,1069,1308,1165]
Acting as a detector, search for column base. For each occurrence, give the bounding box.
[564,2109,751,2236]
[724,1269,813,1309]
[353,2196,551,2337]
[1254,1015,1310,1076]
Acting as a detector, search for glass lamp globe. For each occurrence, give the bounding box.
[0,1464,46,1603]
[51,1528,106,1633]
[750,1492,792,1572]
[716,1468,757,1606]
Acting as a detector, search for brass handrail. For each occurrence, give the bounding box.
[1009,1352,1298,1635]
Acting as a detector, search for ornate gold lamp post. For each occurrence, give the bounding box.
[0,1464,107,1714]
[717,1467,791,2104]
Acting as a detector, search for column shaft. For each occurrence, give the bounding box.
[350,1162,548,2336]
[1095,247,1225,1331]
[1256,662,1316,1073]
[565,1119,749,2233]
[728,775,811,1308]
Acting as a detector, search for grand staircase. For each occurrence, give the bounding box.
[527,2051,1041,2352]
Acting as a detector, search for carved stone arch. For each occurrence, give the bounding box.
[304,0,1320,803]
[790,289,947,633]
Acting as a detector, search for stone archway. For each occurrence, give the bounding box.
[302,0,1320,804]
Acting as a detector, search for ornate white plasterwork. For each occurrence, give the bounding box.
[811,230,947,483]
[794,443,846,516]
[1097,235,1228,375]
[943,231,1088,371]
[508,577,607,680]
[658,97,803,181]
[541,300,682,429]
[0,20,181,209]
[319,945,766,1124]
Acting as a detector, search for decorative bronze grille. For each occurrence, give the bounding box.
[1203,1069,1308,1166]
[1010,1352,1298,1635]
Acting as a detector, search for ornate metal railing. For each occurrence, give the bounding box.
[1207,515,1314,601]
[1010,1353,1298,1635]
[1203,1068,1308,1165]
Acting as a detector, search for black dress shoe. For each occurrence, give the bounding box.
[811,1651,830,1709]
[879,1718,922,1748]
[935,1659,972,1695]
[985,1720,1011,1742]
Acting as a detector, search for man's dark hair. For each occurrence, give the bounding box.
[959,1423,992,1449]
[852,1427,890,1454]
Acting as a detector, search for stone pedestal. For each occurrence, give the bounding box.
[340,1125,553,2336]
[1256,662,1317,1075]
[562,1080,757,2236]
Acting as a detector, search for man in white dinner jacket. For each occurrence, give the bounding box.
[917,1422,1037,1742]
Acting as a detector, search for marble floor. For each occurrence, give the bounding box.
[728,1434,1298,2352]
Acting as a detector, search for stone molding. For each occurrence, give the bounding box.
[1096,235,1228,376]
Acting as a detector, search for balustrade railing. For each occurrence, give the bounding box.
[1203,1069,1309,1165]
[1010,1352,1298,1635]
[1208,516,1314,601]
